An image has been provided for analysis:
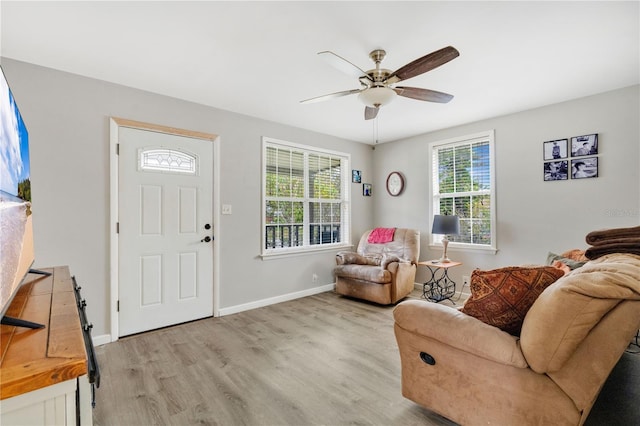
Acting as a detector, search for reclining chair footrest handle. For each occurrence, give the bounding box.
[420,351,436,365]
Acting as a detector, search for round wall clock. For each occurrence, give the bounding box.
[386,171,405,196]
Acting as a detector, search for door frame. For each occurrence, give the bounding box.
[109,117,221,342]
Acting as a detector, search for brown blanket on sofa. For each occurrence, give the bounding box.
[585,239,640,260]
[584,226,640,260]
[585,225,640,245]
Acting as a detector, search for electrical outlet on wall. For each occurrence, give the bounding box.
[463,275,470,288]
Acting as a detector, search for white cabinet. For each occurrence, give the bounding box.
[1,379,80,426]
[0,267,97,426]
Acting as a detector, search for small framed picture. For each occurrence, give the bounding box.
[544,161,568,181]
[543,139,568,160]
[571,157,598,179]
[352,169,362,183]
[363,183,372,196]
[571,134,598,157]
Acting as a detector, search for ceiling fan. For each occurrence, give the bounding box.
[301,46,460,120]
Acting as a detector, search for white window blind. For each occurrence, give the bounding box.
[263,137,350,255]
[430,131,496,250]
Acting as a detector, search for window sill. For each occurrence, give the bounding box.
[261,243,354,260]
[428,243,498,255]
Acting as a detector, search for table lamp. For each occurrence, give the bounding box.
[432,214,460,263]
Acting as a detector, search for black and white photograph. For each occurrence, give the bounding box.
[543,161,568,181]
[571,133,598,157]
[571,157,598,179]
[363,183,372,196]
[352,169,361,183]
[543,139,568,160]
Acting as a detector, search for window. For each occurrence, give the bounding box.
[430,130,496,252]
[139,148,198,175]
[262,137,350,255]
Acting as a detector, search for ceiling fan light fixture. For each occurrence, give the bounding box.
[358,87,397,108]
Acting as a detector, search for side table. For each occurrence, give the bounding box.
[418,260,462,303]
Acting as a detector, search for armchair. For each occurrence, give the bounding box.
[334,228,420,305]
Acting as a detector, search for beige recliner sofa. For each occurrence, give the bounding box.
[334,228,420,305]
[393,253,640,425]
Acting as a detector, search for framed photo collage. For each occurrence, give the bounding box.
[543,133,598,182]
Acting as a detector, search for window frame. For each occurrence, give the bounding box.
[261,136,351,258]
[428,130,497,254]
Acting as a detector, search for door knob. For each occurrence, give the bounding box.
[201,236,212,243]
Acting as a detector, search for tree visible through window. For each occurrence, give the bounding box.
[431,131,495,250]
[263,137,350,254]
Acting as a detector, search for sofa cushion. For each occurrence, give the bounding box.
[365,254,383,266]
[461,265,565,336]
[334,264,391,283]
[521,253,640,373]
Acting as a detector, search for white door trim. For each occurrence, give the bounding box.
[109,117,221,342]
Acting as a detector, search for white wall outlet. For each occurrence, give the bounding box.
[222,204,232,215]
[312,273,318,283]
[463,275,470,288]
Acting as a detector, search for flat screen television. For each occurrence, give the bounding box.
[0,65,45,329]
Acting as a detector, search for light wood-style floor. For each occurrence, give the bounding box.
[93,290,638,426]
[93,290,457,425]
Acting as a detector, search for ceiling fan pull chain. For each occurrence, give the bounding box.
[374,116,379,144]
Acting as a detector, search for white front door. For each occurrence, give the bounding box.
[118,126,214,336]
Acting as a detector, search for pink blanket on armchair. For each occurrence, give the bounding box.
[368,227,396,244]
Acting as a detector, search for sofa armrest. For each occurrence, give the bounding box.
[381,254,400,269]
[393,300,529,368]
[337,251,383,266]
[336,251,370,265]
[336,251,357,265]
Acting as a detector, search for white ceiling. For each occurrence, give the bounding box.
[1,1,638,144]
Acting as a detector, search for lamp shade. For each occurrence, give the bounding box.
[432,215,460,236]
[358,87,397,107]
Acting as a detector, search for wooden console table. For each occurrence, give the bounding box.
[0,266,96,425]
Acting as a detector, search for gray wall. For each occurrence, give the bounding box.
[372,85,640,285]
[2,58,375,339]
[4,57,638,340]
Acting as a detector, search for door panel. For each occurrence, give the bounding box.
[118,127,213,336]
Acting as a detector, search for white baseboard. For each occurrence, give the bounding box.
[92,334,112,347]
[95,284,336,345]
[218,283,336,316]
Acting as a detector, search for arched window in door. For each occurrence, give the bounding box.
[139,148,198,175]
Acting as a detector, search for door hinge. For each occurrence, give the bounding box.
[116,143,120,155]
[116,222,119,233]
[117,300,120,312]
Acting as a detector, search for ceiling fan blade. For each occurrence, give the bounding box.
[300,88,362,104]
[386,46,460,84]
[394,86,454,103]
[318,51,373,81]
[364,106,379,120]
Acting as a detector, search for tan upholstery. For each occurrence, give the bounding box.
[393,253,640,425]
[334,228,420,305]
